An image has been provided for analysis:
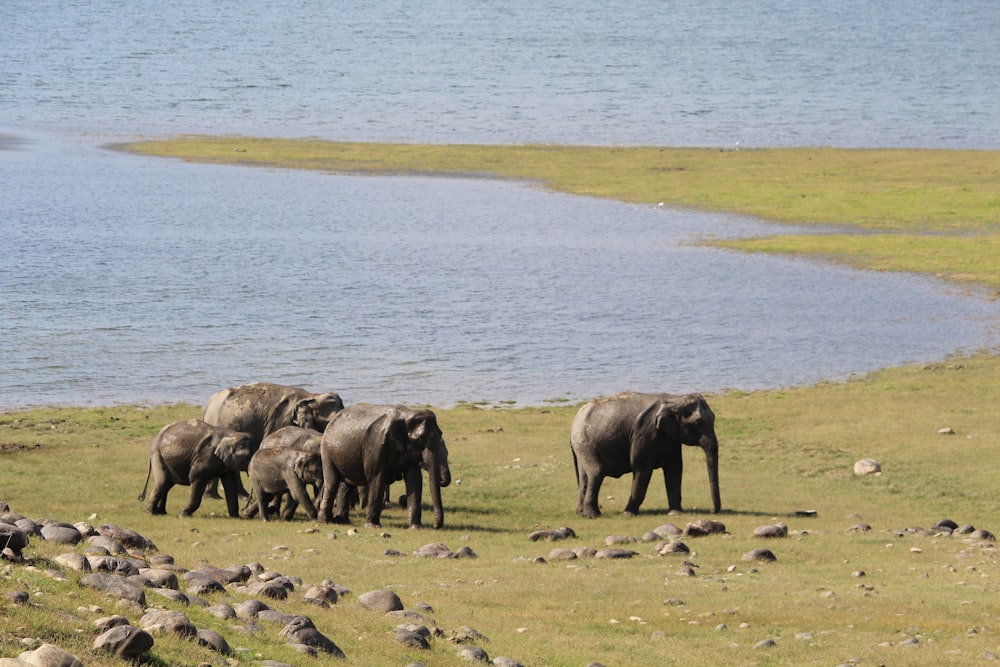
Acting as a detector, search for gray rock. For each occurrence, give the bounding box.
[243,579,290,600]
[6,590,29,605]
[754,638,777,649]
[395,629,430,649]
[206,602,236,620]
[969,529,996,542]
[196,629,232,654]
[753,523,788,538]
[742,548,777,562]
[93,625,154,659]
[457,646,491,662]
[280,616,345,658]
[594,548,637,559]
[0,522,30,553]
[656,540,690,555]
[148,587,189,604]
[53,554,91,573]
[573,546,598,558]
[548,547,578,560]
[258,609,298,625]
[93,615,131,631]
[137,568,179,589]
[304,584,339,607]
[16,643,83,667]
[414,542,455,558]
[358,589,404,613]
[39,522,82,545]
[684,519,726,537]
[139,609,196,637]
[652,523,683,538]
[853,458,881,475]
[80,573,146,604]
[87,535,127,555]
[235,599,270,618]
[97,523,156,550]
[493,658,525,667]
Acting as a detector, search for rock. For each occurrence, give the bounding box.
[457,646,490,662]
[938,427,955,435]
[280,616,345,657]
[139,609,196,637]
[753,523,788,538]
[97,523,156,550]
[148,587,189,604]
[493,658,525,667]
[87,535,127,555]
[258,609,298,624]
[304,584,340,607]
[235,599,270,618]
[548,547,577,560]
[742,548,777,562]
[93,615,131,631]
[655,540,690,555]
[847,523,872,533]
[138,568,179,589]
[93,625,154,659]
[853,458,881,475]
[80,573,146,604]
[594,548,637,559]
[652,523,683,538]
[754,638,777,649]
[528,526,576,541]
[243,579,290,600]
[933,518,959,531]
[38,522,82,545]
[17,643,83,667]
[358,589,404,613]
[969,529,996,542]
[683,519,726,537]
[395,629,430,649]
[196,629,232,655]
[206,603,237,620]
[6,591,29,605]
[0,522,30,554]
[451,626,489,644]
[573,546,598,558]
[53,553,91,573]
[414,542,454,558]
[663,598,685,606]
[604,535,638,546]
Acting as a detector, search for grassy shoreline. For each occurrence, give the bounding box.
[122,137,1000,294]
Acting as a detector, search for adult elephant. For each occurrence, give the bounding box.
[202,382,344,498]
[570,392,720,518]
[139,419,255,518]
[246,428,324,521]
[319,404,450,529]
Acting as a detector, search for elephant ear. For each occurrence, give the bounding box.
[214,435,246,469]
[292,399,319,430]
[653,401,680,437]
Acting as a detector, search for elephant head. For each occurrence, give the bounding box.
[292,393,344,431]
[405,409,449,529]
[656,394,720,513]
[294,452,324,488]
[214,431,256,472]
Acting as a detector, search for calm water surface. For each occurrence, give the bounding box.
[1,2,998,408]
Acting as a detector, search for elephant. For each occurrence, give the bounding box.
[246,429,324,521]
[570,392,720,518]
[318,404,451,529]
[201,382,344,499]
[139,419,256,518]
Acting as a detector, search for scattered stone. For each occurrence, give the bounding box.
[853,458,881,476]
[39,522,82,545]
[492,657,525,667]
[754,638,777,649]
[663,598,685,607]
[0,523,30,555]
[206,602,236,620]
[243,579,290,600]
[604,535,638,546]
[414,542,455,558]
[280,616,345,658]
[651,523,683,538]
[594,548,637,559]
[969,529,996,542]
[742,548,777,562]
[16,643,83,667]
[938,427,955,435]
[456,645,490,662]
[548,547,577,560]
[683,519,726,537]
[358,589,404,613]
[451,626,489,644]
[852,571,866,578]
[148,588,189,604]
[196,629,232,655]
[137,568,178,589]
[93,615,130,631]
[676,565,697,577]
[934,518,959,531]
[304,583,340,607]
[753,523,788,538]
[395,628,430,649]
[847,523,872,533]
[81,573,146,604]
[258,609,298,625]
[656,540,690,555]
[900,637,919,647]
[139,609,196,637]
[53,553,91,573]
[573,546,598,559]
[528,526,576,541]
[93,625,154,659]
[6,590,28,605]
[235,599,270,619]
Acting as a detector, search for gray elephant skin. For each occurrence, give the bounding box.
[246,426,324,521]
[139,419,256,518]
[570,392,721,518]
[319,404,451,529]
[202,382,344,497]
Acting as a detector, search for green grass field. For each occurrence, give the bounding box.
[2,140,997,665]
[2,352,999,666]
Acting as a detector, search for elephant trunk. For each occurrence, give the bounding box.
[704,439,721,513]
[429,452,446,529]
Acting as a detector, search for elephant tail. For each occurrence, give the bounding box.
[138,460,152,502]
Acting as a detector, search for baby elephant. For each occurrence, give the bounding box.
[247,428,324,521]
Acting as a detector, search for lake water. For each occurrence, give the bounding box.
[1,2,998,408]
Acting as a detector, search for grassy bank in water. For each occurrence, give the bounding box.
[124,138,1000,293]
[2,351,999,666]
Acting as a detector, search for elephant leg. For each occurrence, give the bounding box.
[147,479,172,515]
[280,492,299,521]
[403,467,423,529]
[364,476,388,528]
[182,478,208,517]
[220,473,242,518]
[248,478,267,520]
[664,453,684,513]
[580,469,604,518]
[624,468,653,516]
[331,480,352,524]
[203,478,223,500]
[287,477,317,521]
[318,459,339,523]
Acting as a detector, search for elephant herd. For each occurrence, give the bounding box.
[139,382,450,529]
[139,382,722,528]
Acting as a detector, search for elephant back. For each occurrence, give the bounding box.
[260,425,323,453]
